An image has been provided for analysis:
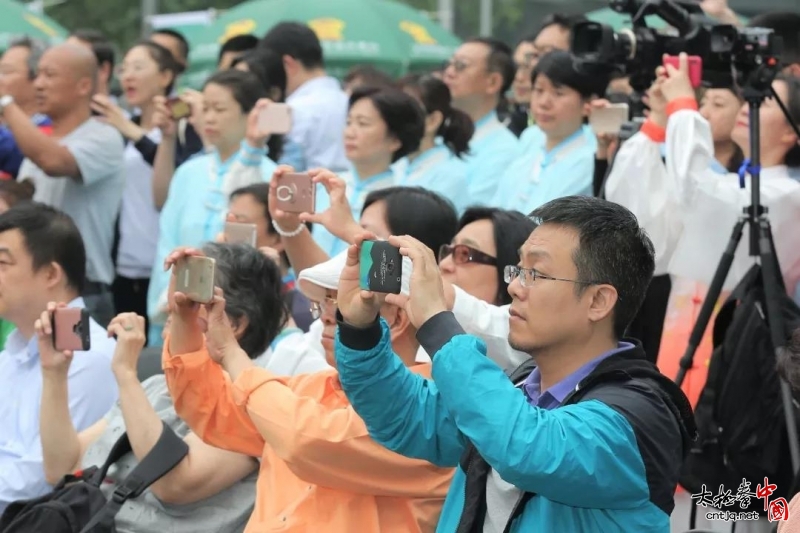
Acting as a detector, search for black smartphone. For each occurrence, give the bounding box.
[359,240,403,294]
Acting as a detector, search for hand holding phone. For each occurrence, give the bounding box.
[257,102,292,135]
[52,308,91,352]
[359,240,403,294]
[663,54,703,89]
[174,256,216,303]
[167,97,191,121]
[224,222,258,246]
[275,172,316,214]
[590,103,630,135]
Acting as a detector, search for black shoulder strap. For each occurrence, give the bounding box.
[79,421,189,533]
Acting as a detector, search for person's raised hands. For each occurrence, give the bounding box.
[659,53,696,104]
[385,235,447,329]
[300,169,360,242]
[337,232,386,328]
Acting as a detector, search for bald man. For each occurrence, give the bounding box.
[0,43,124,326]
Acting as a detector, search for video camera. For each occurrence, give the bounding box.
[571,0,781,94]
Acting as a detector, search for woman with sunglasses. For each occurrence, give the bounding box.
[435,207,538,371]
[440,207,536,306]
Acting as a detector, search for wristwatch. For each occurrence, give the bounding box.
[0,95,13,115]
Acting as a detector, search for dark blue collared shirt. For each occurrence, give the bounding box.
[522,342,635,409]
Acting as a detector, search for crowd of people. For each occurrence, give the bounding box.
[0,2,799,532]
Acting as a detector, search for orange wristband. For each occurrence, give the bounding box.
[640,119,666,143]
[666,96,698,117]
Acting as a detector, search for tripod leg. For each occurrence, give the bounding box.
[675,219,746,387]
[757,218,800,473]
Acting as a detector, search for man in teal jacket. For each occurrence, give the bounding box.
[334,195,696,532]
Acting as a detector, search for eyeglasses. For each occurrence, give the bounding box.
[444,58,471,73]
[310,296,338,320]
[504,265,601,289]
[439,244,497,266]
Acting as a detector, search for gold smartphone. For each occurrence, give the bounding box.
[174,256,216,303]
[224,222,258,247]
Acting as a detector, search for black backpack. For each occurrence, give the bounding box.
[0,421,188,533]
[679,265,800,523]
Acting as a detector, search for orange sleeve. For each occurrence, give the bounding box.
[161,337,265,458]
[640,119,666,143]
[666,96,698,117]
[232,368,453,498]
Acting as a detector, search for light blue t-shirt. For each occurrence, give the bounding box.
[463,111,520,207]
[492,124,597,214]
[312,168,396,257]
[147,143,276,342]
[394,143,469,213]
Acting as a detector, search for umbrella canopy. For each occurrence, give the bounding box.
[0,0,66,49]
[178,0,461,89]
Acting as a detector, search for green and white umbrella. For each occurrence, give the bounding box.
[177,0,461,89]
[0,0,66,49]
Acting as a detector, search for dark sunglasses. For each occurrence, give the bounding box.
[439,244,497,266]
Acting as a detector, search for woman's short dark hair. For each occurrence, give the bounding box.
[531,49,607,99]
[135,40,179,96]
[400,74,474,158]
[201,242,288,357]
[458,206,538,306]
[230,48,287,162]
[203,69,267,115]
[349,86,425,162]
[362,186,458,257]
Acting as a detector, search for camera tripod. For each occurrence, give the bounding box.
[674,66,800,481]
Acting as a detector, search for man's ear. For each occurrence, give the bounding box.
[382,304,412,342]
[586,284,618,327]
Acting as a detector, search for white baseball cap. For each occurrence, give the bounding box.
[297,249,413,303]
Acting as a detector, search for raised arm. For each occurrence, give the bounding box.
[335,317,465,469]
[34,303,118,485]
[0,102,85,179]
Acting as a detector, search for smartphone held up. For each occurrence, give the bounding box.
[663,55,703,89]
[258,103,292,135]
[359,240,403,294]
[174,256,216,304]
[275,172,316,214]
[589,103,630,136]
[52,308,91,352]
[224,222,258,247]
[167,97,191,121]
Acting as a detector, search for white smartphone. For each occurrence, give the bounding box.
[257,103,292,135]
[589,103,630,135]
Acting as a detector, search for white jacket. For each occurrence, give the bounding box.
[606,109,800,292]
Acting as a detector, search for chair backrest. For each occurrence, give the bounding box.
[137,346,164,382]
